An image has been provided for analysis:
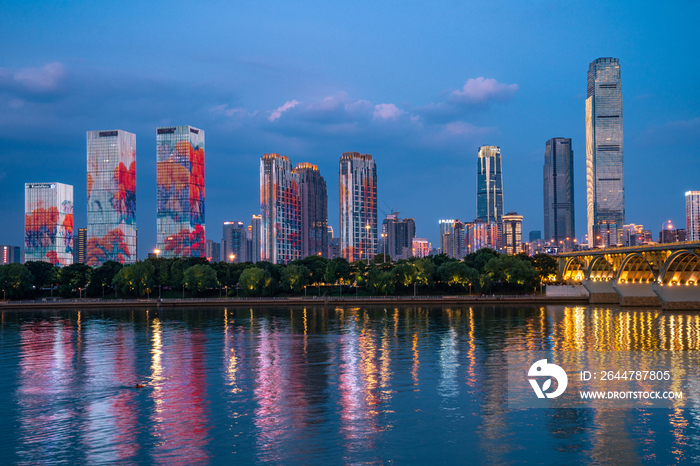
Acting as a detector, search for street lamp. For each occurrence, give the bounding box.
[381,232,387,263]
[154,248,160,258]
[365,224,371,261]
[230,253,235,263]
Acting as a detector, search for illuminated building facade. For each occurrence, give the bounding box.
[411,238,431,258]
[156,126,205,259]
[25,182,73,265]
[502,212,523,255]
[222,221,246,263]
[73,228,87,264]
[544,138,575,251]
[477,146,503,224]
[260,153,300,264]
[339,152,377,262]
[295,163,328,258]
[586,57,624,245]
[592,223,617,248]
[250,215,261,263]
[1,245,21,264]
[466,220,499,253]
[87,130,136,266]
[686,191,700,241]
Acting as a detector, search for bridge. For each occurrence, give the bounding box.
[558,242,700,310]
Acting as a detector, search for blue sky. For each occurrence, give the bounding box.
[1,0,699,256]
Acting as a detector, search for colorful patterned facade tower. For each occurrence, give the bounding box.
[294,163,328,258]
[87,130,136,266]
[156,126,205,258]
[586,57,624,246]
[260,153,301,264]
[24,182,74,265]
[339,152,377,262]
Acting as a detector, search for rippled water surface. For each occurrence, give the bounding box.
[1,305,700,465]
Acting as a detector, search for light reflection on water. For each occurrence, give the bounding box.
[1,305,700,465]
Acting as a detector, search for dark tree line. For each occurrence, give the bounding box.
[0,249,559,300]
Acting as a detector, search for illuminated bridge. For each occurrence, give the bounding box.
[558,242,700,310]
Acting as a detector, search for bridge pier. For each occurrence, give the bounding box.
[652,283,700,310]
[611,282,661,307]
[582,279,619,304]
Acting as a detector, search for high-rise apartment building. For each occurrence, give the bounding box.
[466,220,499,253]
[411,238,431,258]
[73,228,87,264]
[222,221,246,263]
[295,163,328,258]
[381,214,416,260]
[87,130,136,266]
[439,219,464,259]
[502,212,523,255]
[544,138,575,251]
[156,126,205,259]
[327,226,340,259]
[250,215,261,263]
[0,245,21,264]
[686,191,700,241]
[339,152,377,262]
[477,146,504,224]
[260,153,300,264]
[586,57,624,245]
[205,239,221,262]
[25,182,73,265]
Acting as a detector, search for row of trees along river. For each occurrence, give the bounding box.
[0,249,559,300]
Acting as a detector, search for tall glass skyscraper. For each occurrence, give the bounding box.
[260,153,300,264]
[586,57,624,245]
[339,152,377,262]
[87,130,136,266]
[543,138,575,250]
[25,182,73,265]
[156,126,205,258]
[686,191,700,241]
[295,163,328,258]
[477,146,503,223]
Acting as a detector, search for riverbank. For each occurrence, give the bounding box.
[0,294,591,310]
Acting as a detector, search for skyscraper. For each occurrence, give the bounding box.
[686,191,700,241]
[205,239,221,262]
[295,163,328,258]
[477,146,504,224]
[260,153,300,264]
[25,182,73,265]
[250,215,262,263]
[156,126,205,258]
[0,246,20,264]
[73,227,87,264]
[222,221,246,263]
[439,219,464,259]
[502,211,523,255]
[87,130,136,266]
[381,214,416,260]
[339,152,377,262]
[586,57,624,245]
[544,138,575,251]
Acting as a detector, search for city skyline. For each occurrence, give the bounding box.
[1,2,699,256]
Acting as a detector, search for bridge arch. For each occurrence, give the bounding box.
[563,257,586,282]
[587,256,614,281]
[658,250,700,286]
[616,253,656,284]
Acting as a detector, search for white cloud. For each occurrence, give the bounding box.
[0,62,67,94]
[268,99,300,121]
[373,103,405,120]
[449,77,519,106]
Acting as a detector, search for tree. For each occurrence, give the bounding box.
[58,263,92,297]
[532,253,558,282]
[296,255,328,284]
[324,260,338,284]
[464,248,499,273]
[437,261,477,292]
[373,253,391,264]
[331,257,352,284]
[484,255,538,292]
[113,261,155,297]
[414,258,436,288]
[238,267,266,296]
[0,264,34,299]
[183,264,219,296]
[280,264,310,294]
[24,261,56,289]
[392,262,416,288]
[87,261,122,297]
